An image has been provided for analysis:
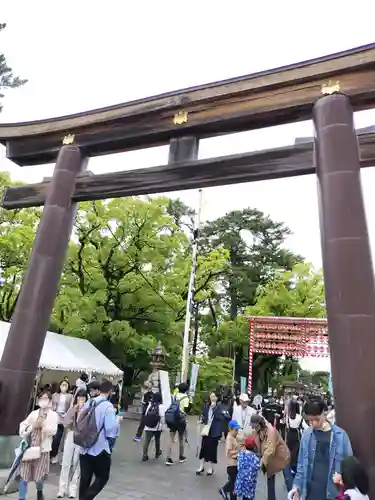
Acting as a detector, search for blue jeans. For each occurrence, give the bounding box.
[267,466,294,500]
[19,479,44,500]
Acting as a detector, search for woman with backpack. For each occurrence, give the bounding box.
[142,392,164,462]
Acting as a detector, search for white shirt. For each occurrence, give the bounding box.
[232,402,255,429]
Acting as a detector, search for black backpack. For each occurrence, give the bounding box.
[144,402,160,428]
[165,395,188,429]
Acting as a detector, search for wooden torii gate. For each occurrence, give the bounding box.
[1,43,375,488]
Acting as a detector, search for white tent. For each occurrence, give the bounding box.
[0,321,123,380]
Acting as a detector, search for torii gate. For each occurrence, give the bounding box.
[1,44,375,489]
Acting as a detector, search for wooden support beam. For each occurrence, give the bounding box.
[3,131,375,210]
[1,44,375,166]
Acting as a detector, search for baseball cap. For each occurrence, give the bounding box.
[228,419,241,430]
[239,393,250,402]
[244,436,257,450]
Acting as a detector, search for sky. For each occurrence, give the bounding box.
[2,1,375,374]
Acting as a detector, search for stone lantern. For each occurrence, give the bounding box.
[147,341,166,393]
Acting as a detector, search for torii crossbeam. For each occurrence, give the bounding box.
[1,43,375,491]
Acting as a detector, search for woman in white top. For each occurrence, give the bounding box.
[19,391,58,500]
[142,392,165,462]
[285,400,308,475]
[58,389,88,499]
[51,381,73,463]
[232,394,255,430]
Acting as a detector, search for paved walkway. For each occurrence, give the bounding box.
[7,419,287,500]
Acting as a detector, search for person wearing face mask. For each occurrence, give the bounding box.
[232,394,255,431]
[58,389,89,499]
[51,381,73,464]
[19,391,58,500]
[290,398,353,500]
[196,391,224,476]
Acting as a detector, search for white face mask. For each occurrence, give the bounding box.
[38,399,49,409]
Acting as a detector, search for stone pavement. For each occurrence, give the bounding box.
[6,418,287,500]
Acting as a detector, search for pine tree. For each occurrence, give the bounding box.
[0,23,27,112]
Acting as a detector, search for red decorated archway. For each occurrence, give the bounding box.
[248,316,329,393]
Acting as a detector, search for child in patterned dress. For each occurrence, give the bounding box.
[235,436,260,500]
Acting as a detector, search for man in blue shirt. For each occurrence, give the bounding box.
[79,380,120,500]
[291,398,352,500]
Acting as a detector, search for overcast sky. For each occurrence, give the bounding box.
[1,1,375,373]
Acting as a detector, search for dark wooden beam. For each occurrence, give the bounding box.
[1,44,375,166]
[3,131,375,210]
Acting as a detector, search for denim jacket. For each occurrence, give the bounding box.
[293,424,353,500]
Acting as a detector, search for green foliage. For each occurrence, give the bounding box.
[191,356,234,412]
[0,23,27,112]
[247,262,326,318]
[200,208,302,320]
[52,197,227,383]
[0,172,40,320]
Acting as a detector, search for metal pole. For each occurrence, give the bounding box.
[181,189,203,382]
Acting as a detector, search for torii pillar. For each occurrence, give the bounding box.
[0,143,86,448]
[314,92,375,493]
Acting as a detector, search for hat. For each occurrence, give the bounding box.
[244,436,257,450]
[228,419,241,430]
[239,393,250,402]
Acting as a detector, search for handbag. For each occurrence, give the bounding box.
[22,446,41,461]
[201,423,211,437]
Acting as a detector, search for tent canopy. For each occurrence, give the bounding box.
[0,321,123,378]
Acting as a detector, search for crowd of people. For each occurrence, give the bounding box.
[15,376,370,500]
[18,375,122,500]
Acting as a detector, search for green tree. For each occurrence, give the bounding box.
[200,208,302,320]
[0,23,27,112]
[52,197,227,384]
[0,172,40,320]
[191,356,234,411]
[245,262,326,392]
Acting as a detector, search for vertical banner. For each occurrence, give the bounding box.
[240,376,247,394]
[328,372,333,395]
[159,370,171,409]
[189,363,200,397]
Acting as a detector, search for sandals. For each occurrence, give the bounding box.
[196,468,205,475]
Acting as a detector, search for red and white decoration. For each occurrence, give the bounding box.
[248,316,329,393]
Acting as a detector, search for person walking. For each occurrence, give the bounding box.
[196,391,224,476]
[219,419,241,500]
[133,381,153,442]
[78,380,120,500]
[57,389,88,499]
[142,392,164,462]
[51,381,73,464]
[250,413,291,500]
[285,400,308,477]
[290,398,352,500]
[165,382,190,466]
[19,391,58,500]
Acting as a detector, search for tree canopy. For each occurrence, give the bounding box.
[0,169,328,396]
[0,23,27,112]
